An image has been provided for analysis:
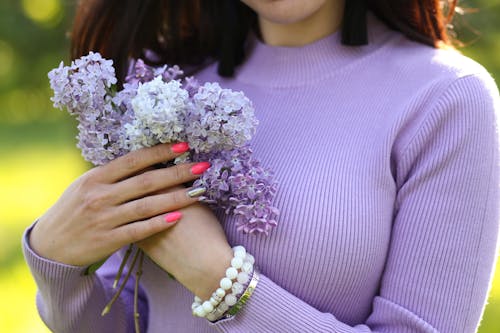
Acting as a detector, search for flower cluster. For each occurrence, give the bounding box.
[48,53,279,235]
[187,82,258,154]
[192,146,278,234]
[49,52,127,165]
[125,77,189,150]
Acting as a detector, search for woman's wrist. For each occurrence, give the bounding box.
[28,216,63,264]
[191,246,234,300]
[191,245,258,321]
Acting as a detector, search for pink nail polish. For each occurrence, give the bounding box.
[171,142,189,154]
[164,211,182,223]
[191,162,211,175]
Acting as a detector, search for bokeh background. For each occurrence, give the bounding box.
[0,0,499,332]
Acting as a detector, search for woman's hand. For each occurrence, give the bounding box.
[29,143,210,267]
[137,202,233,300]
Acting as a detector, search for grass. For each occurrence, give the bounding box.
[0,122,499,332]
[0,122,85,332]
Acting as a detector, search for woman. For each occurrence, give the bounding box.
[23,0,500,332]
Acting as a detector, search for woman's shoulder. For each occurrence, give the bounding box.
[372,33,499,123]
[375,34,499,160]
[384,33,494,86]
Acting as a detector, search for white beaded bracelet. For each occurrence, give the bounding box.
[192,245,254,320]
[220,267,259,319]
[206,267,252,321]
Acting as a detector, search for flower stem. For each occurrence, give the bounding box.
[134,250,144,333]
[113,244,133,289]
[101,247,140,316]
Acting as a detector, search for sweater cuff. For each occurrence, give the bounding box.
[22,223,88,284]
[211,273,337,332]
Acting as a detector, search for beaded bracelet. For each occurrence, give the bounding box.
[205,266,253,321]
[218,267,259,320]
[191,245,255,320]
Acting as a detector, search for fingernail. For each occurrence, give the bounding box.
[191,162,211,175]
[171,142,190,154]
[187,187,206,198]
[164,211,182,223]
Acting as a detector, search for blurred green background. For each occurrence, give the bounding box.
[0,0,499,332]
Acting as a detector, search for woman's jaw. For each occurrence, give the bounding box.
[241,0,344,46]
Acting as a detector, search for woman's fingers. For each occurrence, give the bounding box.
[113,211,183,245]
[112,161,210,204]
[94,143,189,183]
[112,186,205,227]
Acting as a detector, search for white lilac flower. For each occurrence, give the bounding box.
[186,82,258,154]
[125,76,188,150]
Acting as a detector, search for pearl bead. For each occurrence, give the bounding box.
[245,253,255,265]
[194,305,206,317]
[234,249,246,260]
[216,288,226,298]
[237,272,250,284]
[232,282,244,295]
[231,257,243,269]
[241,261,253,273]
[226,267,238,280]
[189,245,257,319]
[220,277,233,290]
[233,245,245,253]
[224,294,237,306]
[202,301,214,313]
[218,301,229,312]
[206,313,217,321]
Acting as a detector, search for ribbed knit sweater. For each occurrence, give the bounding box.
[23,13,500,333]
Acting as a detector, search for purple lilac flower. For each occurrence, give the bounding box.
[185,82,258,154]
[192,146,279,235]
[125,59,184,85]
[183,76,200,97]
[112,82,138,124]
[48,52,125,165]
[76,101,129,165]
[49,52,117,115]
[125,59,155,84]
[157,64,184,82]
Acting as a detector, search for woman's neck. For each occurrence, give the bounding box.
[258,0,344,46]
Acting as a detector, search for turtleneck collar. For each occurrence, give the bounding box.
[234,12,398,88]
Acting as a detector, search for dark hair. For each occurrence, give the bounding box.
[71,0,458,83]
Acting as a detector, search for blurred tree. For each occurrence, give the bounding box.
[0,0,74,124]
[459,0,500,79]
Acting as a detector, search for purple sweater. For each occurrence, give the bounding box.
[23,13,500,333]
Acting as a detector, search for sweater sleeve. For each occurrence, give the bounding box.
[212,73,500,333]
[22,225,147,333]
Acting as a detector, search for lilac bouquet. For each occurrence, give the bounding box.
[48,53,278,331]
[49,52,279,234]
